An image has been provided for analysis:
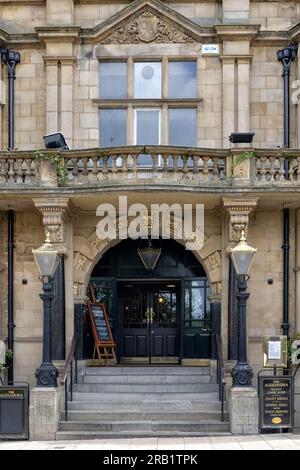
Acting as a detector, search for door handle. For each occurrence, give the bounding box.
[149,307,154,323]
[145,308,150,323]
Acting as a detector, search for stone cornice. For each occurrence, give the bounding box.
[288,22,300,43]
[220,54,252,63]
[0,28,9,45]
[215,24,261,42]
[36,27,81,43]
[43,56,77,65]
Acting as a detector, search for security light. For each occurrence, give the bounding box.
[43,132,69,150]
[229,133,255,144]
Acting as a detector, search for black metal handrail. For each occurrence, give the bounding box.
[60,331,80,422]
[215,332,226,422]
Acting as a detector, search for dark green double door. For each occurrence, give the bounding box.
[119,282,179,362]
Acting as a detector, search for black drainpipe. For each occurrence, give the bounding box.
[0,49,20,149]
[277,45,297,339]
[0,50,20,384]
[7,210,15,385]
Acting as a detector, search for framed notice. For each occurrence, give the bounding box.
[259,376,293,429]
[263,335,287,368]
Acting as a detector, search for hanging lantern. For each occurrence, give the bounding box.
[138,240,161,271]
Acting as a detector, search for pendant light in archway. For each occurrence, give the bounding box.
[138,239,161,271]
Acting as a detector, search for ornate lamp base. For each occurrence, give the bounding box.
[231,362,253,387]
[35,363,58,387]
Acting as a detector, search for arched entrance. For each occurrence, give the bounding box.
[86,238,213,364]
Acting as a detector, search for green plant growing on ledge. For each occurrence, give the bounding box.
[233,150,256,167]
[34,150,68,184]
[0,350,13,371]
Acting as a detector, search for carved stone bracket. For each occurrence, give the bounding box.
[33,198,77,252]
[222,197,259,244]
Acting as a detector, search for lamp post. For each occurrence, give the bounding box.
[230,230,257,387]
[32,235,59,387]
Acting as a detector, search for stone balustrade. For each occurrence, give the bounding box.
[0,152,39,185]
[63,146,227,185]
[1,146,300,189]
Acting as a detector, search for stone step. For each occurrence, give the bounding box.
[55,430,231,440]
[83,374,211,384]
[61,410,228,422]
[74,383,218,393]
[67,400,224,412]
[58,420,230,433]
[71,392,220,401]
[84,366,210,376]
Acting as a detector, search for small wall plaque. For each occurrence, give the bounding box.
[201,44,220,56]
[263,335,287,368]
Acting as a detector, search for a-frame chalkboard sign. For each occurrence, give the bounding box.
[87,302,117,365]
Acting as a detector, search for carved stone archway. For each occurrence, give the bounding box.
[73,224,222,302]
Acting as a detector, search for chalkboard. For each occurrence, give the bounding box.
[88,302,115,345]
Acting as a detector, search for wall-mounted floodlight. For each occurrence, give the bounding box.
[43,132,69,150]
[229,133,255,144]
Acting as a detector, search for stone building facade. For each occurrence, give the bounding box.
[0,0,300,437]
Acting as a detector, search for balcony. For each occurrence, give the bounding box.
[0,146,300,191]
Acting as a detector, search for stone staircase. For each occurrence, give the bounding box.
[56,365,229,440]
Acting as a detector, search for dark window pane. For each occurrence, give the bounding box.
[99,109,127,147]
[100,62,127,99]
[169,108,196,146]
[169,61,196,98]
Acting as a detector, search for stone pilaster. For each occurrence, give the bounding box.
[220,57,235,148]
[37,28,79,148]
[43,57,59,135]
[222,0,249,23]
[60,58,76,148]
[237,57,251,134]
[46,0,74,26]
[217,25,259,148]
[222,197,259,244]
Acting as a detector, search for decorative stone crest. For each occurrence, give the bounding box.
[137,12,159,42]
[102,10,195,44]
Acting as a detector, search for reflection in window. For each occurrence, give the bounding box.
[169,108,196,146]
[99,62,127,99]
[168,61,197,98]
[99,109,127,147]
[134,62,162,99]
[184,279,211,327]
[89,280,114,328]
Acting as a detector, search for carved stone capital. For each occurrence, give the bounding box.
[33,198,77,251]
[222,197,259,243]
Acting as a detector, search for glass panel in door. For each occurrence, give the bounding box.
[134,109,161,166]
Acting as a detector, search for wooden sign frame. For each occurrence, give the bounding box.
[87,302,116,364]
[87,302,115,345]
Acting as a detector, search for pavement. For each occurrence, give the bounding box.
[1,434,300,450]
